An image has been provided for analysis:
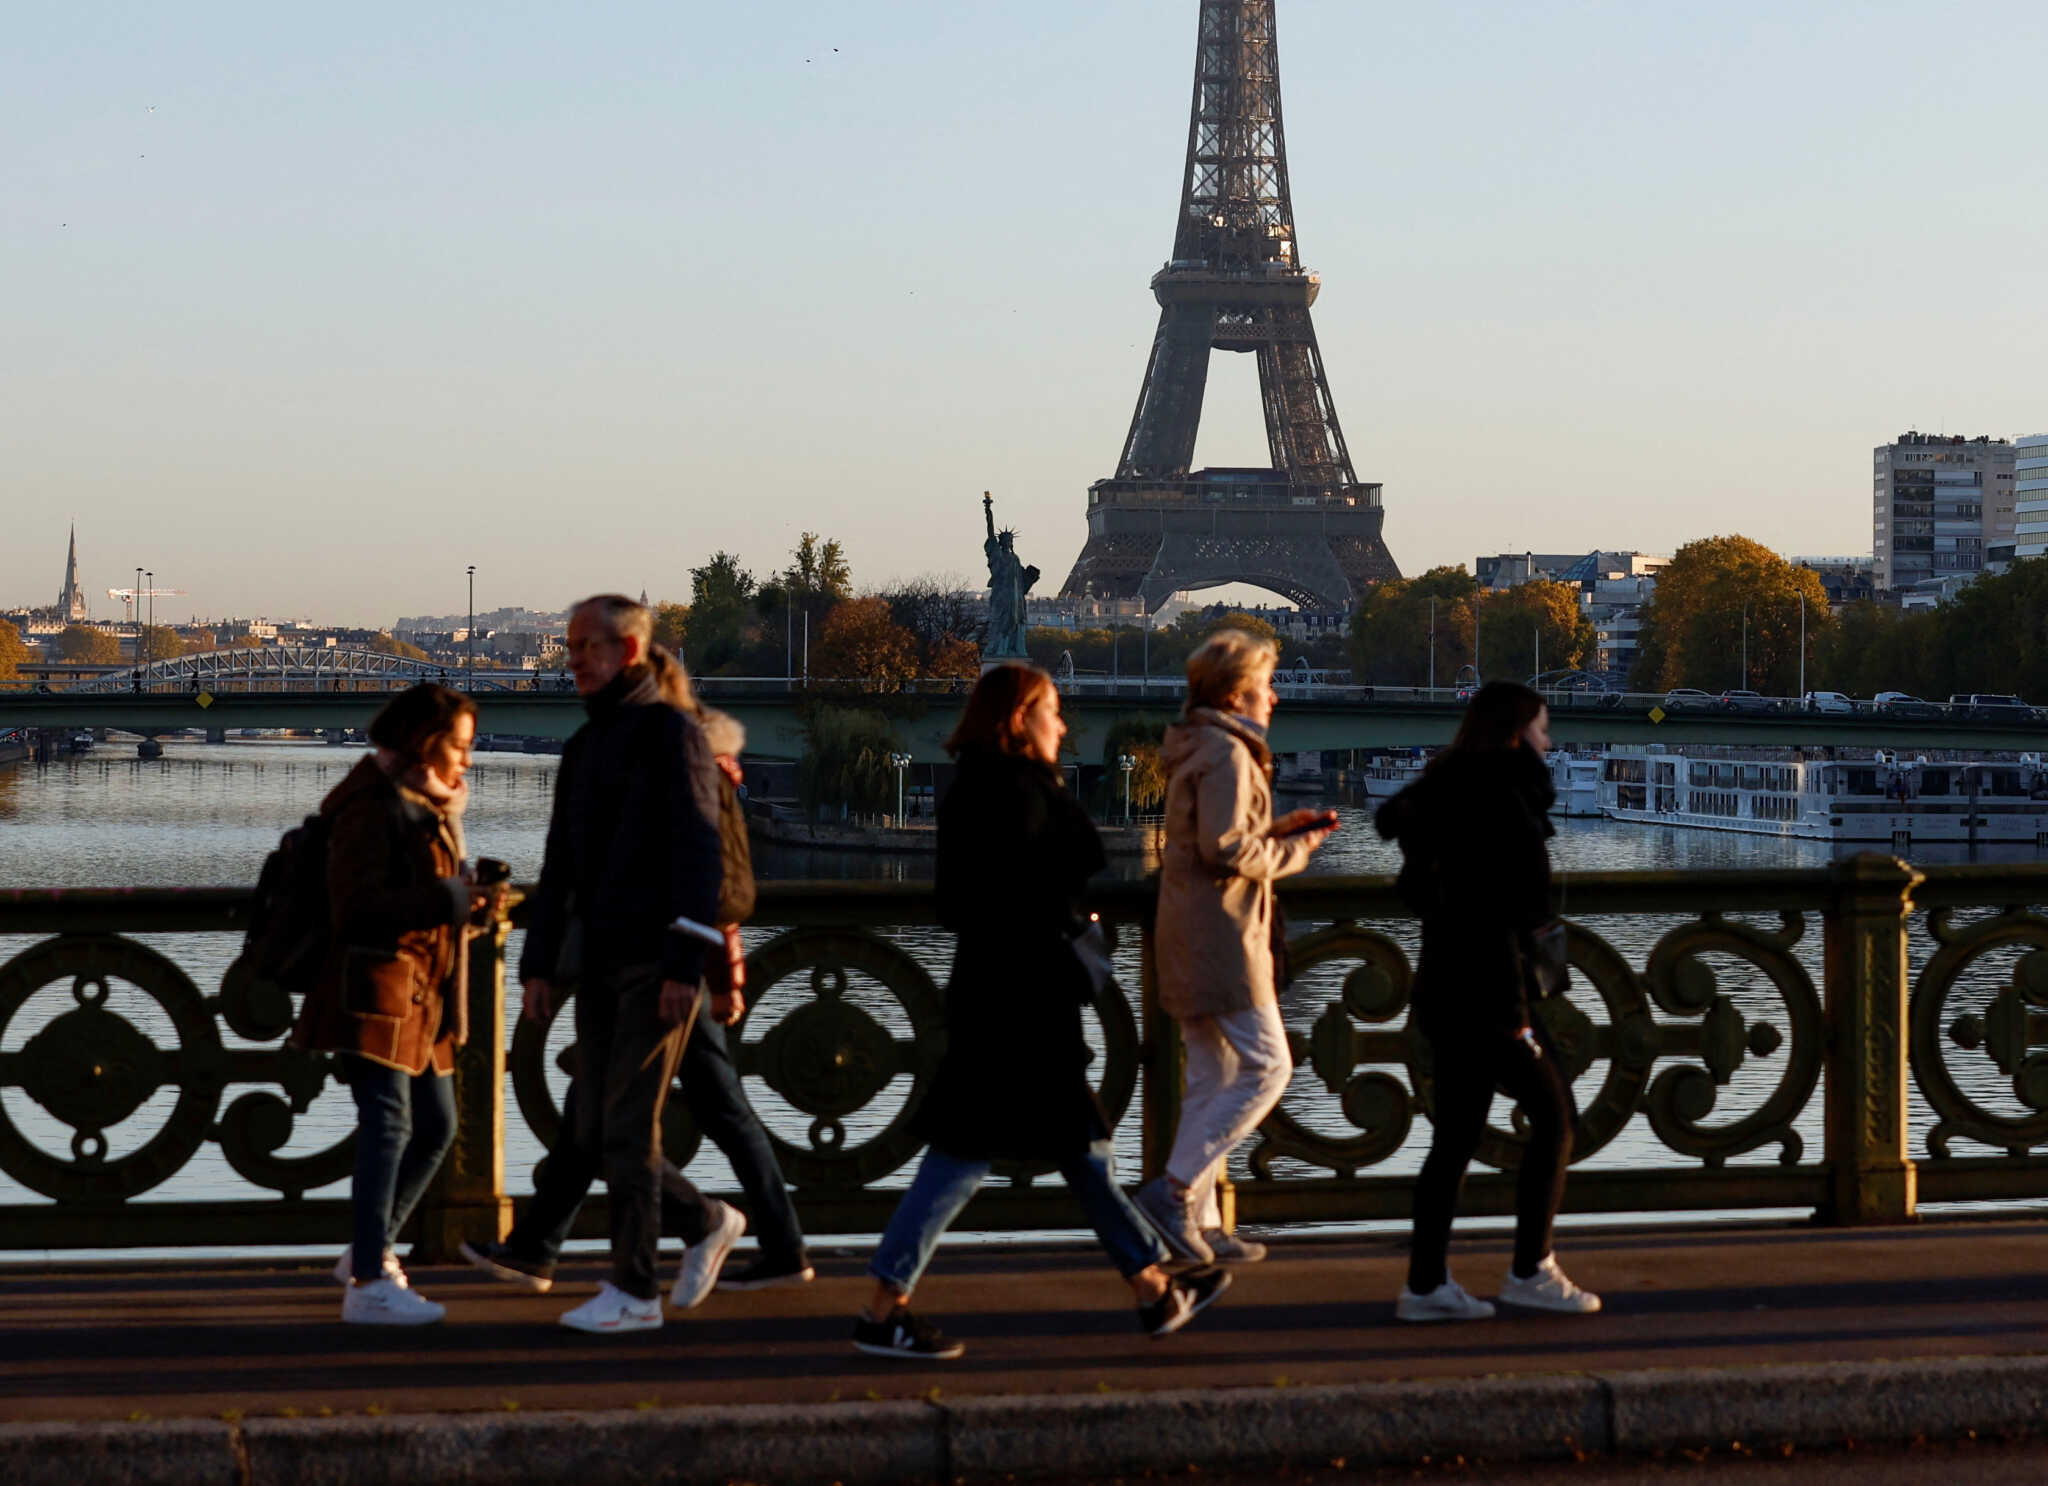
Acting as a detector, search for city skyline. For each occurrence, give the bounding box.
[8,2,2048,626]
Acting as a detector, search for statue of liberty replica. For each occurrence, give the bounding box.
[980,491,1039,663]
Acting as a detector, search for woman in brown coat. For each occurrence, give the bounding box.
[293,683,502,1326]
[1135,630,1336,1263]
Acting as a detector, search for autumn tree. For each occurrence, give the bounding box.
[1203,610,1280,645]
[881,576,986,677]
[649,601,689,654]
[1629,536,1830,695]
[0,622,28,680]
[1474,580,1595,683]
[131,626,186,663]
[1099,716,1168,817]
[56,625,121,664]
[1349,567,1479,686]
[813,597,918,689]
[368,632,429,662]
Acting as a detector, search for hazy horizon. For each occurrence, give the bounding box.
[9,1,2046,628]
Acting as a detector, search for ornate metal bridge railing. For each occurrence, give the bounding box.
[6,857,2048,1254]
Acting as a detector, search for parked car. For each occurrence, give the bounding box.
[1950,693,2041,723]
[1662,688,1715,711]
[1803,691,1855,715]
[1717,689,1777,713]
[1874,691,1943,719]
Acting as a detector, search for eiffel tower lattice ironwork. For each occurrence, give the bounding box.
[1060,0,1399,613]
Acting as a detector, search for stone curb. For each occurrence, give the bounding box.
[1604,1354,2048,1453]
[0,1417,241,1486]
[241,1400,941,1486]
[5,1356,2048,1485]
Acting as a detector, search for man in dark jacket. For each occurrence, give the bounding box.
[502,594,723,1334]
[463,707,813,1307]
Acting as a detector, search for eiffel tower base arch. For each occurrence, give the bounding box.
[1060,498,1398,613]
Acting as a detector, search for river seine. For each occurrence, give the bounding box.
[1,741,2037,1248]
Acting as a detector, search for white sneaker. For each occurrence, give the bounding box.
[331,1246,407,1288]
[341,1276,444,1326]
[1394,1279,1496,1323]
[560,1282,663,1334]
[1498,1255,1602,1314]
[671,1201,747,1310]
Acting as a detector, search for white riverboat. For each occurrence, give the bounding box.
[1601,749,2048,846]
[1359,749,1605,818]
[1359,751,1427,801]
[1548,751,1605,817]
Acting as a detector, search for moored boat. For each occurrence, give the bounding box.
[1601,748,2048,846]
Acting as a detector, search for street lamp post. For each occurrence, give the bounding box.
[1740,602,1750,691]
[1799,591,1807,700]
[1428,598,1436,692]
[1118,752,1136,823]
[890,751,913,824]
[144,570,154,667]
[466,565,476,691]
[133,566,143,657]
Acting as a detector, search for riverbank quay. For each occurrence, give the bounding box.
[9,1219,2048,1484]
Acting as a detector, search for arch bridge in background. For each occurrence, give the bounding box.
[68,648,534,695]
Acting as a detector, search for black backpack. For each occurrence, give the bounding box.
[239,813,335,996]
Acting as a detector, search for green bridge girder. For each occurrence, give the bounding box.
[7,689,2048,762]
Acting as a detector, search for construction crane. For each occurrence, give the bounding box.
[107,586,188,628]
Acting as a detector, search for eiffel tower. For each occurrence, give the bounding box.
[1060,0,1399,613]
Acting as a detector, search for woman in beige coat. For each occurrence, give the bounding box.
[1135,630,1336,1263]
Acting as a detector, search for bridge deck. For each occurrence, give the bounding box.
[6,1216,2047,1424]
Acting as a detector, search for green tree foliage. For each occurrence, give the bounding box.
[1628,536,1830,695]
[1812,561,2048,701]
[1474,580,1595,683]
[367,632,429,662]
[797,705,900,816]
[1349,566,1479,685]
[1097,716,1168,816]
[784,532,852,622]
[56,625,121,664]
[0,621,28,680]
[685,552,758,674]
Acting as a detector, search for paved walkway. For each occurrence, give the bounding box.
[7,1215,2048,1424]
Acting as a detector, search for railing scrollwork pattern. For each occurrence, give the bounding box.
[8,859,2048,1251]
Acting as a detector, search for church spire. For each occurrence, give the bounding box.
[58,524,87,622]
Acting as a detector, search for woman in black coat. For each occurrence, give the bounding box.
[853,664,1229,1361]
[1374,681,1601,1323]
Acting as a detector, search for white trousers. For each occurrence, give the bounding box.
[1164,1002,1294,1229]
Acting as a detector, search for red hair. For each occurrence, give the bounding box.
[945,663,1055,756]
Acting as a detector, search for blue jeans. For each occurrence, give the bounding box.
[346,1055,456,1281]
[870,1141,1167,1294]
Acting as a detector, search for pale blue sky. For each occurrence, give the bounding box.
[6,1,2045,626]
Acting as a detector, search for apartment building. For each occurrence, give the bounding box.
[1873,431,2015,591]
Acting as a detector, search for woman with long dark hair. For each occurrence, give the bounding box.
[1373,680,1600,1322]
[851,663,1229,1360]
[293,682,506,1325]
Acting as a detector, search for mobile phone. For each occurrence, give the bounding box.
[1277,810,1340,838]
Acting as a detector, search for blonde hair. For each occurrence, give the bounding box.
[573,593,696,712]
[1183,628,1279,717]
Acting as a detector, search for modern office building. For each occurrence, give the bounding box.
[2013,434,2048,560]
[1873,432,2015,591]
